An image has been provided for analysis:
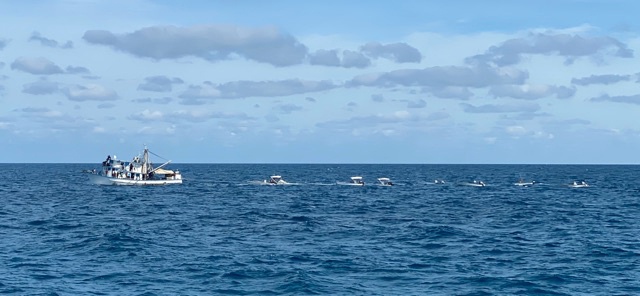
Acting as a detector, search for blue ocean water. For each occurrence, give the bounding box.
[1,163,639,295]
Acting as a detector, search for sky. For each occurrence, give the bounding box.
[1,0,640,164]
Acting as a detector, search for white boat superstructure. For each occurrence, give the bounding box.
[264,175,288,185]
[350,176,365,186]
[377,177,394,186]
[514,179,537,187]
[88,146,182,185]
[466,180,486,187]
[569,181,589,188]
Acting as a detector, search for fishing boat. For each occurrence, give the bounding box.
[569,181,589,188]
[350,176,365,186]
[514,179,537,187]
[263,175,289,185]
[87,146,182,185]
[465,180,486,187]
[377,177,394,186]
[337,176,365,186]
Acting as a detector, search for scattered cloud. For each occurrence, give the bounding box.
[360,42,422,63]
[11,57,64,75]
[63,84,118,101]
[128,109,255,123]
[131,97,173,104]
[316,111,416,130]
[425,111,450,121]
[406,99,427,108]
[423,86,473,100]
[552,118,591,126]
[371,94,385,102]
[179,79,338,100]
[274,103,304,114]
[489,84,576,100]
[179,83,221,100]
[137,75,184,92]
[590,94,640,105]
[18,107,68,122]
[83,25,309,67]
[503,125,554,140]
[65,66,91,75]
[314,110,450,135]
[348,64,528,88]
[97,103,116,109]
[128,109,164,122]
[571,74,633,85]
[341,50,371,68]
[309,49,341,67]
[468,33,634,66]
[505,125,528,137]
[28,31,73,49]
[461,102,540,113]
[265,114,279,122]
[0,121,13,130]
[22,78,60,95]
[502,112,551,121]
[19,107,50,113]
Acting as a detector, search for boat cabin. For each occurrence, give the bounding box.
[269,175,283,184]
[377,177,393,186]
[350,176,364,185]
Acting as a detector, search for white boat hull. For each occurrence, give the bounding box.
[263,181,289,185]
[337,182,364,186]
[88,174,182,186]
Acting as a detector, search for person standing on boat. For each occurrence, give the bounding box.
[103,155,111,166]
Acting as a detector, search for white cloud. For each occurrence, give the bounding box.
[128,109,164,122]
[137,75,184,92]
[22,78,59,95]
[63,84,118,101]
[360,42,422,63]
[10,57,64,75]
[506,125,527,137]
[467,32,634,66]
[590,94,640,105]
[348,64,528,88]
[83,25,309,66]
[489,84,575,100]
[461,102,540,113]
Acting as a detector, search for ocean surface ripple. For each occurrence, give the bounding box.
[1,164,639,295]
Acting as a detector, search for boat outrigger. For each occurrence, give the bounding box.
[88,146,182,185]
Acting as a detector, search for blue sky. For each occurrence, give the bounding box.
[1,0,640,163]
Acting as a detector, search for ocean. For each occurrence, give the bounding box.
[1,163,639,295]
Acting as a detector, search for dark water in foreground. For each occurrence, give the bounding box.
[1,164,639,295]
